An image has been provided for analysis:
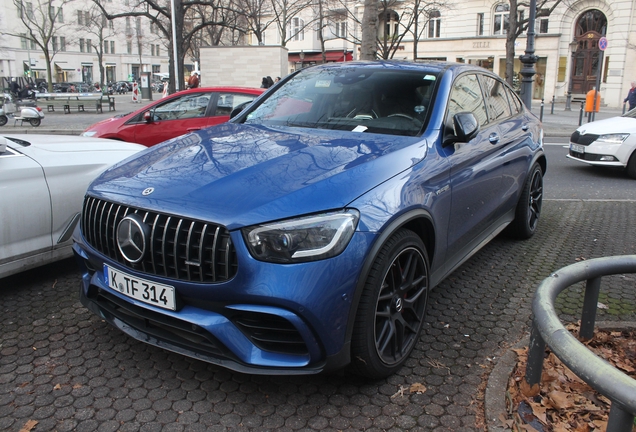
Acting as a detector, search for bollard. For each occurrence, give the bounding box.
[539,99,545,122]
[550,95,555,114]
[579,101,584,126]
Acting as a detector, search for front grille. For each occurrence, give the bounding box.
[82,196,238,283]
[233,311,309,356]
[570,131,599,146]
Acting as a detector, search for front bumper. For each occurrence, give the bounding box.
[73,229,375,375]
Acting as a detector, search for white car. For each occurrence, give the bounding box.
[568,108,636,179]
[0,135,146,279]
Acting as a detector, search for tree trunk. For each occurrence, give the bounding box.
[505,0,518,86]
[360,0,378,60]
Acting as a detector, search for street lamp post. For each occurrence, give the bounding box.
[519,0,538,110]
[565,40,578,111]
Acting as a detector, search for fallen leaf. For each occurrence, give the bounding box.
[53,384,62,390]
[520,379,540,397]
[19,420,38,432]
[409,383,427,394]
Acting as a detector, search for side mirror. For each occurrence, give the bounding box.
[0,137,7,154]
[143,111,153,123]
[453,112,479,142]
[230,101,253,119]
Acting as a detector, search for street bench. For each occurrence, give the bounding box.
[36,93,115,114]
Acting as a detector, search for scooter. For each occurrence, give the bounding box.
[0,93,44,127]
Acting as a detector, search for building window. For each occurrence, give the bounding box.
[52,36,58,51]
[155,44,160,56]
[109,19,114,30]
[151,45,155,56]
[428,10,441,38]
[334,19,347,38]
[493,3,510,35]
[20,34,28,49]
[379,10,399,39]
[110,41,115,53]
[126,17,131,34]
[104,40,108,53]
[127,41,132,54]
[477,13,484,36]
[77,9,83,25]
[58,7,63,22]
[291,17,304,41]
[136,17,141,33]
[86,39,92,53]
[60,36,66,51]
[80,38,85,52]
[539,18,548,33]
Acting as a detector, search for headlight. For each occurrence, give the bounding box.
[82,131,97,137]
[243,210,359,263]
[596,134,629,144]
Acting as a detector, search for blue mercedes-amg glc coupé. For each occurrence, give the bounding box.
[73,61,545,378]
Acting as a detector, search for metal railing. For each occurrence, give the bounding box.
[525,255,636,432]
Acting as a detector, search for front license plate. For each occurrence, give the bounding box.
[104,265,176,310]
[570,143,585,154]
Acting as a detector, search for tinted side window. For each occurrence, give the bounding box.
[214,93,258,116]
[481,76,512,121]
[153,93,211,121]
[447,74,488,127]
[506,86,523,114]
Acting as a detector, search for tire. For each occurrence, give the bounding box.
[627,152,636,180]
[507,163,543,239]
[350,229,430,379]
[0,115,7,127]
[29,118,41,127]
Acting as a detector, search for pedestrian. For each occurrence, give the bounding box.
[188,72,199,89]
[275,77,281,83]
[624,81,636,112]
[9,78,20,97]
[260,77,269,88]
[266,76,274,88]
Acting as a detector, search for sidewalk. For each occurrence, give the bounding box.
[3,94,626,138]
[528,99,624,137]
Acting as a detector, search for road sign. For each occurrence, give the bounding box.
[599,37,608,51]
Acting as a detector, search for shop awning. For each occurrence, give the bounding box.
[288,51,353,63]
[55,63,75,71]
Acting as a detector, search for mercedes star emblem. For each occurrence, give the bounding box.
[116,214,148,263]
[142,187,155,196]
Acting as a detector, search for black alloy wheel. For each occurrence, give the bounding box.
[0,115,7,127]
[351,229,429,378]
[508,163,543,239]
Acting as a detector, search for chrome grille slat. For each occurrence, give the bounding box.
[198,224,208,283]
[81,197,237,283]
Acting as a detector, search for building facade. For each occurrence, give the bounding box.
[0,0,170,87]
[257,0,636,107]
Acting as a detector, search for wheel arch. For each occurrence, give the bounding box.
[344,209,436,349]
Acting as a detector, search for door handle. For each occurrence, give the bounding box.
[489,133,500,144]
[187,127,202,132]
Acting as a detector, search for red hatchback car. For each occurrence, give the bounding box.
[82,87,265,146]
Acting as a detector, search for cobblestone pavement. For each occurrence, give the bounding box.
[1,200,635,432]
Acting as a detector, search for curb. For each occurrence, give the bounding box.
[485,321,636,431]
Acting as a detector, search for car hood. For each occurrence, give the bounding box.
[90,123,428,229]
[83,114,130,132]
[576,116,636,135]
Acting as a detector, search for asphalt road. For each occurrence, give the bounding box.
[543,140,636,201]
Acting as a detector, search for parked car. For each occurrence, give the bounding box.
[0,135,145,279]
[73,61,546,378]
[81,86,265,146]
[567,107,636,179]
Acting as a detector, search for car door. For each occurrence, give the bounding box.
[207,92,261,128]
[0,144,53,266]
[133,92,214,146]
[445,73,507,264]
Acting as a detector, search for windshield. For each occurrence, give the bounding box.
[243,66,439,137]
